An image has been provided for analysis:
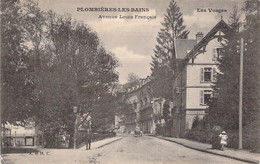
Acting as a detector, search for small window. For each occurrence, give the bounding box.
[200,90,212,105]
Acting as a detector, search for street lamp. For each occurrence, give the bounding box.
[89,119,92,134]
[73,106,79,149]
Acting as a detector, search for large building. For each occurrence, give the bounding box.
[123,77,164,134]
[171,20,232,137]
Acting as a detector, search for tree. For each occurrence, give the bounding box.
[208,0,260,129]
[91,93,118,132]
[162,102,170,122]
[191,115,200,129]
[1,0,35,124]
[31,12,119,139]
[124,72,140,89]
[161,100,173,136]
[1,1,119,147]
[228,4,241,32]
[151,0,189,100]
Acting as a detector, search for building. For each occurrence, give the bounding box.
[2,122,37,147]
[114,114,125,133]
[172,20,232,137]
[123,77,164,134]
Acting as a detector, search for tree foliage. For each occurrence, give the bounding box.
[1,0,35,124]
[1,1,119,136]
[123,72,140,89]
[208,0,260,129]
[191,115,200,129]
[150,0,189,100]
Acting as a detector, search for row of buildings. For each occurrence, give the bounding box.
[115,20,231,137]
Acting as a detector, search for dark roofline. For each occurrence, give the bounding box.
[184,20,233,61]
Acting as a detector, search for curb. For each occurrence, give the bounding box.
[97,137,123,148]
[152,135,259,164]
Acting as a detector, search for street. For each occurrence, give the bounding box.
[2,135,246,164]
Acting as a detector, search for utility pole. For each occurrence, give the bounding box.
[239,37,244,149]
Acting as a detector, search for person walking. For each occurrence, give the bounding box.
[86,133,92,150]
[219,131,228,151]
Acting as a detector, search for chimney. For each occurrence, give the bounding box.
[196,32,204,43]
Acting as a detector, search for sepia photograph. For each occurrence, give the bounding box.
[1,0,259,163]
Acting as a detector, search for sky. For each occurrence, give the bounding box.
[37,0,245,84]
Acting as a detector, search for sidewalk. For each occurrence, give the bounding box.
[153,135,260,164]
[78,136,122,150]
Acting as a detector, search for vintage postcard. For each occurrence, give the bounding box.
[1,0,259,164]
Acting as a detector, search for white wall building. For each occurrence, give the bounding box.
[172,20,232,137]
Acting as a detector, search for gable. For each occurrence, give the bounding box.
[184,20,232,61]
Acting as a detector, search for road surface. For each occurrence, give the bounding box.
[2,135,246,164]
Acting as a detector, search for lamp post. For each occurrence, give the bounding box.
[73,106,78,150]
[89,119,92,134]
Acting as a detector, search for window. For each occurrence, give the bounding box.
[213,48,222,61]
[200,90,212,105]
[200,67,216,82]
[204,68,212,82]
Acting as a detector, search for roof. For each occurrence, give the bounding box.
[174,39,196,59]
[184,20,232,61]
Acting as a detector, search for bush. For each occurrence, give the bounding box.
[185,129,213,144]
[191,115,200,129]
[186,115,213,144]
[186,124,260,151]
[155,124,164,135]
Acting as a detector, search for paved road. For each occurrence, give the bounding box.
[90,135,246,164]
[2,135,246,164]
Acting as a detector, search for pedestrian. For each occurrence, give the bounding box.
[219,131,228,151]
[86,133,92,150]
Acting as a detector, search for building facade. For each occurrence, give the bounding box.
[123,77,164,134]
[2,122,37,147]
[172,20,231,137]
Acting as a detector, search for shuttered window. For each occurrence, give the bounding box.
[200,67,217,82]
[200,90,212,105]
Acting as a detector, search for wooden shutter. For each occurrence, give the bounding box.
[213,48,216,61]
[200,68,204,82]
[200,90,204,105]
[212,68,217,82]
